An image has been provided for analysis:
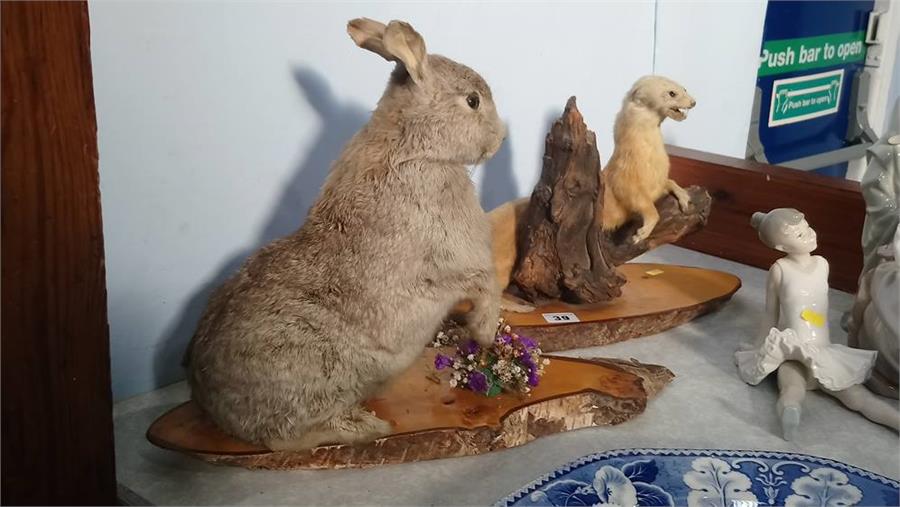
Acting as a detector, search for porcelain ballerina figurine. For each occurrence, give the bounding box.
[735,208,900,440]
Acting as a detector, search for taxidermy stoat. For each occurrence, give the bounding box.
[599,75,695,242]
[489,76,696,311]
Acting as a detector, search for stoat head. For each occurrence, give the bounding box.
[627,75,696,122]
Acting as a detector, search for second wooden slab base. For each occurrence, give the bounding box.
[501,263,740,351]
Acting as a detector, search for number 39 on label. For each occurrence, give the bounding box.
[541,312,580,324]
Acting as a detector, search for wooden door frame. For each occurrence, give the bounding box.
[2,2,117,504]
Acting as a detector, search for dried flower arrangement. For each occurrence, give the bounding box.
[432,319,549,397]
[432,325,462,348]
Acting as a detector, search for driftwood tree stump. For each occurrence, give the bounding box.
[510,97,711,305]
[510,97,623,304]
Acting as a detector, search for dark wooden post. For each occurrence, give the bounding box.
[510,97,626,303]
[2,2,117,504]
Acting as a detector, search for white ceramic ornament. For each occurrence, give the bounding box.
[735,208,899,440]
[847,118,900,398]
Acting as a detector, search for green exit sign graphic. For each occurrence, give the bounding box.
[768,69,844,127]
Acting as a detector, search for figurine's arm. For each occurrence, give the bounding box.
[847,268,872,348]
[760,263,783,337]
[818,255,830,282]
[741,263,781,350]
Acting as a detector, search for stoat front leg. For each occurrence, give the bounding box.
[633,201,660,243]
[666,179,690,212]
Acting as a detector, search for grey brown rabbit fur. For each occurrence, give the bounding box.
[186,18,505,451]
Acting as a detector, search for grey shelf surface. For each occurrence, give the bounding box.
[114,245,900,506]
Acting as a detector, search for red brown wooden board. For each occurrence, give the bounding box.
[1,2,117,503]
[147,352,673,470]
[667,145,864,293]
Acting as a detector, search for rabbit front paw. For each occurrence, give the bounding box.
[467,311,498,347]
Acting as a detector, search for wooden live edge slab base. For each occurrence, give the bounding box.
[147,352,673,471]
[502,263,741,352]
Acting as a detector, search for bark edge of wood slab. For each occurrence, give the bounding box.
[146,355,673,470]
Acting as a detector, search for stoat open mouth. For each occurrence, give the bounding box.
[670,107,688,118]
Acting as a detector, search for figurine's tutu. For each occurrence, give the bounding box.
[736,327,878,391]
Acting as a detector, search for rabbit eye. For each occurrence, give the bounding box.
[466,93,480,110]
[668,91,677,98]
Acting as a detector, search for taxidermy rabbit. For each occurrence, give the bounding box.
[186,18,506,451]
[599,75,696,242]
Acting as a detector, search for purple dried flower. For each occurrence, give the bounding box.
[437,319,544,396]
[467,370,489,393]
[518,336,538,349]
[518,353,535,368]
[434,354,453,370]
[459,339,480,356]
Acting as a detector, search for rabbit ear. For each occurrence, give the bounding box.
[347,18,393,61]
[382,20,428,85]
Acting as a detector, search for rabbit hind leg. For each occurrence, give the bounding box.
[266,406,393,451]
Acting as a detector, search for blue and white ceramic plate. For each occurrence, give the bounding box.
[496,448,899,507]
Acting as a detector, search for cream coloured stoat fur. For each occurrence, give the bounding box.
[599,75,695,242]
